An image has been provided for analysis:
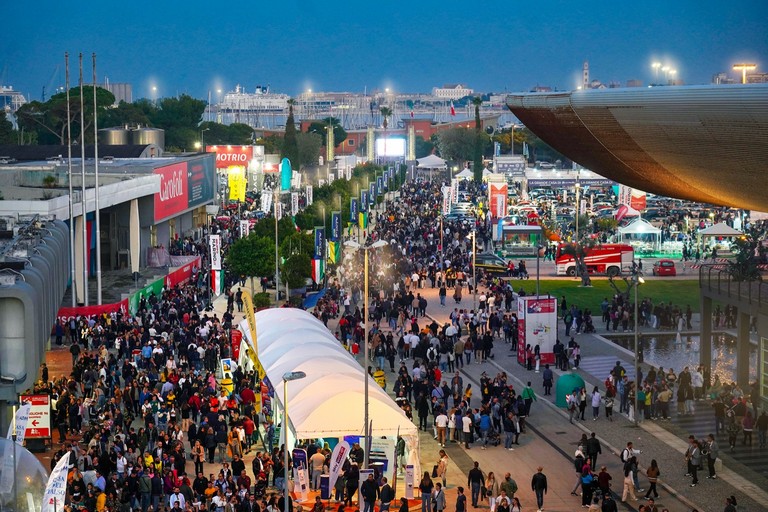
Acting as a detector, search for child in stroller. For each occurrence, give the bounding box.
[583,313,596,333]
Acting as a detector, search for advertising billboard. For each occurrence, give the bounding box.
[375,138,406,157]
[154,159,215,222]
[488,180,508,219]
[20,395,51,439]
[516,296,558,365]
[207,145,254,169]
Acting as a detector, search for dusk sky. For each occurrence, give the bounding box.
[4,0,767,102]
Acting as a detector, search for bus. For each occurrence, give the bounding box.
[555,243,634,277]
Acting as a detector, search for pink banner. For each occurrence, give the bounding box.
[58,298,129,323]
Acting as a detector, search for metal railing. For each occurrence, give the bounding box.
[699,263,767,308]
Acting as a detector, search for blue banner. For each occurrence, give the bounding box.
[369,183,376,206]
[314,227,325,259]
[360,191,368,213]
[280,158,292,191]
[379,175,386,192]
[331,211,341,241]
[350,198,358,225]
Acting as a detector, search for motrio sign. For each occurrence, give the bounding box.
[206,145,254,169]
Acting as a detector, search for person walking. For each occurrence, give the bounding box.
[467,462,484,508]
[433,482,446,512]
[360,473,380,512]
[521,382,537,416]
[419,472,434,512]
[542,364,553,395]
[585,432,602,469]
[485,472,499,512]
[621,456,638,502]
[644,459,660,499]
[591,386,602,420]
[530,466,547,512]
[500,473,518,503]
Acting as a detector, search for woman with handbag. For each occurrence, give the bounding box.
[485,471,499,512]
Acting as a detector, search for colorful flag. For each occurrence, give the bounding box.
[450,101,456,116]
[312,258,325,283]
[328,240,341,264]
[359,212,368,229]
[211,269,224,296]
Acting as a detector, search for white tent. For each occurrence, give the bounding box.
[455,168,473,179]
[698,222,742,237]
[482,168,493,177]
[416,154,447,169]
[619,218,661,248]
[239,308,420,474]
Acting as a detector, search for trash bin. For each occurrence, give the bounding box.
[320,475,331,499]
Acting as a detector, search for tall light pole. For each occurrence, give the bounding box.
[344,239,388,468]
[536,245,545,297]
[574,174,581,243]
[651,62,661,83]
[201,127,210,151]
[283,371,307,510]
[274,189,281,306]
[467,229,477,311]
[733,63,757,84]
[633,269,645,424]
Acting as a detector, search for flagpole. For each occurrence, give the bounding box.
[12,404,17,510]
[65,53,76,307]
[92,53,102,305]
[79,53,89,307]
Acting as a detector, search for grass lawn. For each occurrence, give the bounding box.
[510,279,701,314]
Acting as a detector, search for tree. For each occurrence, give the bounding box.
[435,127,476,162]
[198,121,254,146]
[558,241,595,287]
[379,107,393,130]
[728,226,767,282]
[414,135,434,158]
[280,232,314,261]
[282,98,299,169]
[151,94,206,150]
[100,99,153,128]
[296,131,323,169]
[0,112,17,144]
[226,235,276,292]
[282,253,311,289]
[307,117,347,146]
[472,97,483,182]
[15,86,115,145]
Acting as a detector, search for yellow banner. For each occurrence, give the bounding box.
[228,166,247,202]
[242,292,267,381]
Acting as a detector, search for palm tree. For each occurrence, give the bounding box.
[379,106,393,129]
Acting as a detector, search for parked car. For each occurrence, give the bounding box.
[474,253,510,275]
[652,259,677,276]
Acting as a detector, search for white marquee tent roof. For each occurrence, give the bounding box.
[455,168,473,178]
[239,308,418,440]
[618,218,661,235]
[416,154,447,169]
[699,222,742,237]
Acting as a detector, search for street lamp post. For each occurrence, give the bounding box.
[274,189,281,306]
[467,229,477,312]
[733,63,756,84]
[201,128,210,151]
[574,177,581,243]
[283,371,307,511]
[633,269,645,424]
[344,239,388,468]
[652,62,661,83]
[536,245,545,297]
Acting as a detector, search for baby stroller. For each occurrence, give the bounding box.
[486,430,501,447]
[583,315,596,333]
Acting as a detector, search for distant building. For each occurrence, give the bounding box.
[100,82,132,104]
[747,72,768,84]
[432,84,473,100]
[626,79,643,88]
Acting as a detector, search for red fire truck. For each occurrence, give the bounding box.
[555,243,634,277]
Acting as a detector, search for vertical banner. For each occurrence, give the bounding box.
[261,189,273,213]
[442,187,451,215]
[291,192,299,217]
[328,440,350,491]
[328,173,335,184]
[451,178,459,204]
[404,464,415,500]
[42,452,70,512]
[228,166,247,202]
[0,403,32,493]
[306,185,314,206]
[314,227,326,260]
[276,202,284,221]
[292,448,310,502]
[381,174,388,192]
[350,198,359,225]
[369,182,376,205]
[331,212,341,241]
[360,191,368,213]
[209,235,222,271]
[239,220,250,238]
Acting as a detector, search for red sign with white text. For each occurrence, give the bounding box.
[20,395,51,439]
[154,162,189,222]
[207,145,254,169]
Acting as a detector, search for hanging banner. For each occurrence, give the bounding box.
[306,185,314,206]
[209,235,222,270]
[219,358,235,396]
[350,198,359,225]
[369,182,376,205]
[241,293,267,381]
[378,175,385,193]
[451,178,459,204]
[239,220,250,238]
[331,212,341,241]
[276,202,284,221]
[328,440,350,492]
[228,166,247,202]
[261,190,273,213]
[42,452,70,512]
[328,173,335,184]
[291,192,299,217]
[442,187,451,215]
[360,191,368,213]
[314,227,326,260]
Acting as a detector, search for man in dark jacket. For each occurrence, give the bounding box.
[360,472,380,512]
[530,466,548,512]
[586,432,602,469]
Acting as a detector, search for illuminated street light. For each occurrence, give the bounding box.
[344,239,388,467]
[651,62,662,82]
[733,63,757,84]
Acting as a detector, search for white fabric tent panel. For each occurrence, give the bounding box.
[618,219,661,234]
[698,222,742,237]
